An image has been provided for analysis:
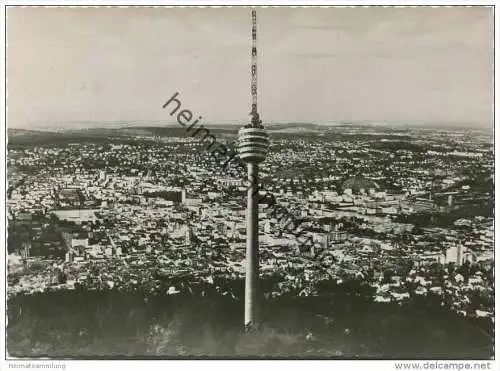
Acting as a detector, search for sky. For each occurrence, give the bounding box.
[7,6,494,129]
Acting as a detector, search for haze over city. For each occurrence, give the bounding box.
[7,6,493,129]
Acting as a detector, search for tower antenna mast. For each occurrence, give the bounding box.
[250,9,262,127]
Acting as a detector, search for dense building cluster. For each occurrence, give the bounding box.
[7,125,494,321]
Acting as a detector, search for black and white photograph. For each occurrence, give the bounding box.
[1,1,497,367]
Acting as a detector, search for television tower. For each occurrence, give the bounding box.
[238,9,269,330]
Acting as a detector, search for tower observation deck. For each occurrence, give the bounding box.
[237,9,269,330]
[238,127,269,163]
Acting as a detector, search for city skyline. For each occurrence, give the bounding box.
[7,6,494,129]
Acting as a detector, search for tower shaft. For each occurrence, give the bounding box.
[244,163,260,327]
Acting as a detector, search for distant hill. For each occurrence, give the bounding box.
[7,121,492,147]
[7,128,133,146]
[7,126,239,147]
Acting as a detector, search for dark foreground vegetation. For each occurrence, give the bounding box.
[7,279,493,359]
